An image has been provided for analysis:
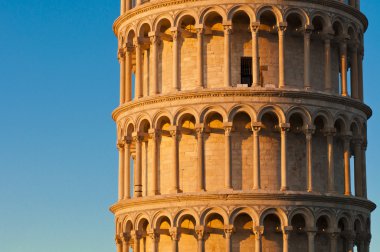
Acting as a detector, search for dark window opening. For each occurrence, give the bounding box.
[241,57,252,86]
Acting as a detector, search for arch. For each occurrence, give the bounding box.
[200,106,228,123]
[134,212,152,231]
[288,208,315,228]
[123,218,134,233]
[200,207,229,225]
[256,5,283,24]
[336,212,353,230]
[259,208,288,226]
[137,21,152,37]
[315,209,334,229]
[174,208,201,227]
[257,105,285,123]
[310,11,332,31]
[227,5,256,22]
[228,104,257,123]
[174,10,199,27]
[284,8,309,26]
[152,110,173,129]
[152,210,173,229]
[125,27,137,44]
[331,17,346,36]
[333,113,349,134]
[173,107,200,126]
[286,106,312,126]
[136,113,152,132]
[229,207,259,226]
[312,110,333,128]
[199,6,227,24]
[153,15,174,32]
[124,120,135,137]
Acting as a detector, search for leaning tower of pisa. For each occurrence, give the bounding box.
[111,0,375,251]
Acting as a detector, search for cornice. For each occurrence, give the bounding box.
[111,89,372,121]
[109,192,376,213]
[112,0,368,35]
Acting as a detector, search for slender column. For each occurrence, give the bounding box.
[170,128,179,193]
[253,226,264,252]
[252,123,261,190]
[121,0,126,14]
[364,233,371,252]
[280,124,290,191]
[362,142,368,198]
[149,33,159,95]
[148,230,159,252]
[170,228,179,252]
[346,232,355,252]
[329,232,338,252]
[124,138,132,199]
[134,39,143,99]
[223,25,232,87]
[133,134,143,197]
[131,231,141,252]
[117,142,125,201]
[196,125,205,191]
[122,233,131,252]
[278,22,287,88]
[307,230,316,252]
[196,27,204,88]
[325,129,336,193]
[136,0,141,7]
[125,0,131,11]
[118,48,126,104]
[351,43,359,99]
[340,40,348,96]
[195,226,205,252]
[224,225,234,252]
[324,37,332,92]
[358,47,364,101]
[116,236,122,252]
[251,22,260,87]
[282,226,292,252]
[148,129,158,195]
[304,27,312,89]
[171,29,180,91]
[125,47,132,101]
[224,125,233,190]
[353,138,363,197]
[305,128,315,192]
[343,134,352,196]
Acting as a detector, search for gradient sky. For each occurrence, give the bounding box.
[0,1,379,252]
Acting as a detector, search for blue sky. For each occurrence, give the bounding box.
[0,1,379,252]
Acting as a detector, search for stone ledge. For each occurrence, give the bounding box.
[109,191,376,213]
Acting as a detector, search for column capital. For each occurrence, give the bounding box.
[223,24,232,34]
[148,32,160,45]
[133,37,142,47]
[328,229,340,239]
[224,224,234,238]
[124,136,133,145]
[305,227,317,235]
[147,229,160,241]
[224,122,233,136]
[323,128,336,137]
[132,132,144,142]
[195,225,205,240]
[303,24,314,34]
[115,234,122,244]
[169,126,179,138]
[352,137,363,146]
[282,225,293,234]
[195,25,205,35]
[117,140,125,149]
[280,123,290,131]
[169,227,179,241]
[117,47,126,60]
[170,28,180,40]
[130,230,141,240]
[304,125,316,136]
[278,22,288,32]
[250,22,260,33]
[121,232,131,243]
[252,225,264,239]
[195,124,205,136]
[148,128,160,140]
[251,122,262,132]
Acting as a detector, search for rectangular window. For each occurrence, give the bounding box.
[241,57,252,87]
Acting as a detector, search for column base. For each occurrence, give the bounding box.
[170,188,180,194]
[280,186,289,191]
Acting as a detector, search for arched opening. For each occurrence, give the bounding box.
[203,12,224,88]
[178,215,197,251]
[262,214,283,251]
[312,115,328,192]
[285,12,304,88]
[177,113,197,192]
[157,216,172,252]
[126,30,136,99]
[139,23,151,97]
[231,112,252,190]
[310,16,326,91]
[205,213,226,251]
[156,18,173,94]
[204,112,225,191]
[156,116,171,194]
[231,11,252,87]
[259,112,281,190]
[258,10,278,87]
[288,113,306,191]
[126,123,135,198]
[334,118,346,194]
[354,219,362,251]
[315,216,330,251]
[333,21,344,94]
[137,218,151,252]
[232,213,255,251]
[350,122,360,196]
[178,15,197,90]
[348,27,357,97]
[289,214,308,251]
[138,119,151,196]
[337,218,349,252]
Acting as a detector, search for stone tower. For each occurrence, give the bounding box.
[111,0,375,251]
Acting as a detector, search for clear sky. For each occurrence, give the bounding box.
[0,1,379,252]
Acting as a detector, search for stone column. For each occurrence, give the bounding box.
[251,22,260,87]
[325,129,336,193]
[125,47,132,102]
[278,22,287,88]
[196,27,204,88]
[362,142,368,198]
[364,233,371,252]
[148,129,158,195]
[149,33,159,95]
[353,138,363,197]
[253,226,264,252]
[252,123,261,190]
[306,230,316,252]
[224,225,234,252]
[329,231,338,252]
[120,0,126,14]
[117,142,125,201]
[340,40,348,96]
[170,227,179,252]
[282,226,292,252]
[224,25,232,87]
[170,127,179,193]
[351,42,359,99]
[224,124,233,190]
[304,26,312,89]
[358,47,364,101]
[305,128,314,192]
[124,138,132,199]
[116,236,122,252]
[133,134,143,197]
[134,39,143,99]
[280,123,290,191]
[324,37,332,92]
[118,48,126,104]
[122,233,131,252]
[125,0,131,11]
[148,230,159,252]
[131,231,141,252]
[346,232,356,252]
[171,28,180,91]
[136,0,141,7]
[195,226,205,252]
[343,134,352,196]
[196,125,205,191]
